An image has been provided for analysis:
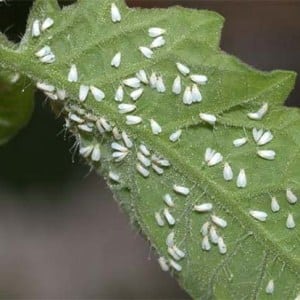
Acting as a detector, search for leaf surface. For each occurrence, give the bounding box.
[0,70,34,145]
[0,1,299,298]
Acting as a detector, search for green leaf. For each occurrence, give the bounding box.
[0,0,299,298]
[0,70,34,145]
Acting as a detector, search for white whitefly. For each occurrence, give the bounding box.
[155,212,165,227]
[247,102,268,120]
[112,151,127,162]
[183,86,193,105]
[257,131,273,146]
[257,150,276,160]
[163,208,175,226]
[86,113,97,122]
[121,131,133,148]
[32,19,41,37]
[153,162,164,173]
[190,74,208,85]
[209,226,219,244]
[247,112,261,120]
[286,213,296,229]
[136,70,148,84]
[286,188,298,204]
[10,73,20,84]
[169,129,182,142]
[99,117,112,131]
[155,159,170,168]
[150,36,166,49]
[39,54,55,63]
[112,127,122,140]
[126,115,142,125]
[74,106,85,116]
[152,157,166,167]
[150,119,162,135]
[109,171,120,183]
[205,148,216,163]
[57,89,67,101]
[191,84,202,102]
[149,72,157,88]
[271,196,280,212]
[148,27,166,38]
[199,113,217,125]
[139,46,153,59]
[168,247,181,261]
[223,162,233,181]
[164,194,174,207]
[169,259,182,272]
[236,169,247,188]
[79,145,93,158]
[41,17,54,31]
[172,76,181,95]
[201,221,210,236]
[252,128,264,142]
[194,203,213,213]
[111,142,128,153]
[68,64,78,82]
[36,82,55,93]
[176,62,190,76]
[69,113,84,124]
[123,77,141,88]
[115,85,124,101]
[136,163,150,178]
[137,152,151,167]
[78,124,93,132]
[118,103,136,114]
[96,120,105,134]
[211,215,227,228]
[156,76,166,93]
[217,237,227,254]
[152,163,163,175]
[202,236,211,251]
[130,88,144,101]
[111,3,121,23]
[249,210,268,222]
[139,144,150,156]
[257,102,269,117]
[9,73,21,84]
[155,158,170,167]
[265,279,274,295]
[91,144,101,162]
[157,257,169,272]
[35,46,51,58]
[111,52,121,68]
[79,85,89,102]
[99,118,111,132]
[173,184,190,196]
[207,152,223,167]
[166,231,175,247]
[44,91,58,100]
[173,246,185,259]
[233,137,248,147]
[96,117,112,133]
[90,85,105,102]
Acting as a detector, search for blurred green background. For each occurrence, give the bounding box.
[0,0,299,299]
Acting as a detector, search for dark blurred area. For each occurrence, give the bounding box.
[0,0,299,299]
